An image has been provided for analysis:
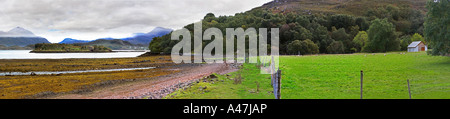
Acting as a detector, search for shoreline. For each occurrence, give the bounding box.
[30,51,115,53]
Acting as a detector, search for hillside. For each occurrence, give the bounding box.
[260,0,427,16]
[0,37,50,47]
[149,0,428,54]
[122,27,173,45]
[74,39,147,50]
[59,38,91,44]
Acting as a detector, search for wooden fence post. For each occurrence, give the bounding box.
[360,70,363,99]
[407,79,412,99]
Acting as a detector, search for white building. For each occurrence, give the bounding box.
[408,41,428,52]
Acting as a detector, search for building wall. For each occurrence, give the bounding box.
[417,43,428,51]
[408,47,418,52]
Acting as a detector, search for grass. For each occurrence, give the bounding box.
[166,65,274,99]
[167,52,449,99]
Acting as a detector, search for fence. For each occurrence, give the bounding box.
[258,56,281,99]
[360,70,413,99]
[272,68,281,99]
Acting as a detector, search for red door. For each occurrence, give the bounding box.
[421,47,425,51]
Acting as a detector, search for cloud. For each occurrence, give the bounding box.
[0,0,271,43]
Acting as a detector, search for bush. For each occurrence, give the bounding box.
[399,35,412,51]
[327,41,346,54]
[287,39,319,55]
[352,31,368,52]
[411,33,425,44]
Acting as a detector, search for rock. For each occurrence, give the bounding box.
[208,74,217,79]
[30,72,36,76]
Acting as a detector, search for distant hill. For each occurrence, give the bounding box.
[73,39,147,50]
[122,27,173,45]
[59,27,172,46]
[0,37,50,47]
[0,27,50,47]
[59,38,91,44]
[260,0,427,16]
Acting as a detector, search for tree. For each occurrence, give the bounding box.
[287,40,302,55]
[319,37,333,53]
[411,33,425,43]
[363,18,399,52]
[331,28,353,53]
[287,39,319,55]
[204,13,217,22]
[355,17,370,31]
[327,41,345,54]
[349,25,360,38]
[301,39,319,54]
[424,0,449,56]
[308,21,329,43]
[399,35,412,51]
[294,26,313,41]
[353,31,368,52]
[329,14,355,30]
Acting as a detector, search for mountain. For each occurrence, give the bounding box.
[59,38,91,44]
[7,27,36,37]
[122,27,172,45]
[59,27,172,46]
[0,27,50,47]
[0,27,37,37]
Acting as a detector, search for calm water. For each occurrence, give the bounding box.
[0,50,147,59]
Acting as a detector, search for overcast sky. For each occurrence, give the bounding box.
[0,0,271,43]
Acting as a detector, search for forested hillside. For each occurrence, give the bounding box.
[149,0,428,54]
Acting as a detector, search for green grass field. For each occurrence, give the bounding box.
[167,52,449,99]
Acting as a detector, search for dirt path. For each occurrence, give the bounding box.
[50,63,238,99]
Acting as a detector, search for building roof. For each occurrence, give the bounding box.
[408,41,424,48]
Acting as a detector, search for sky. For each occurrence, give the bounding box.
[0,0,272,43]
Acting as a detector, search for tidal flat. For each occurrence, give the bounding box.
[0,56,179,99]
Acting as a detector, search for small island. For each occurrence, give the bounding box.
[30,43,113,53]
